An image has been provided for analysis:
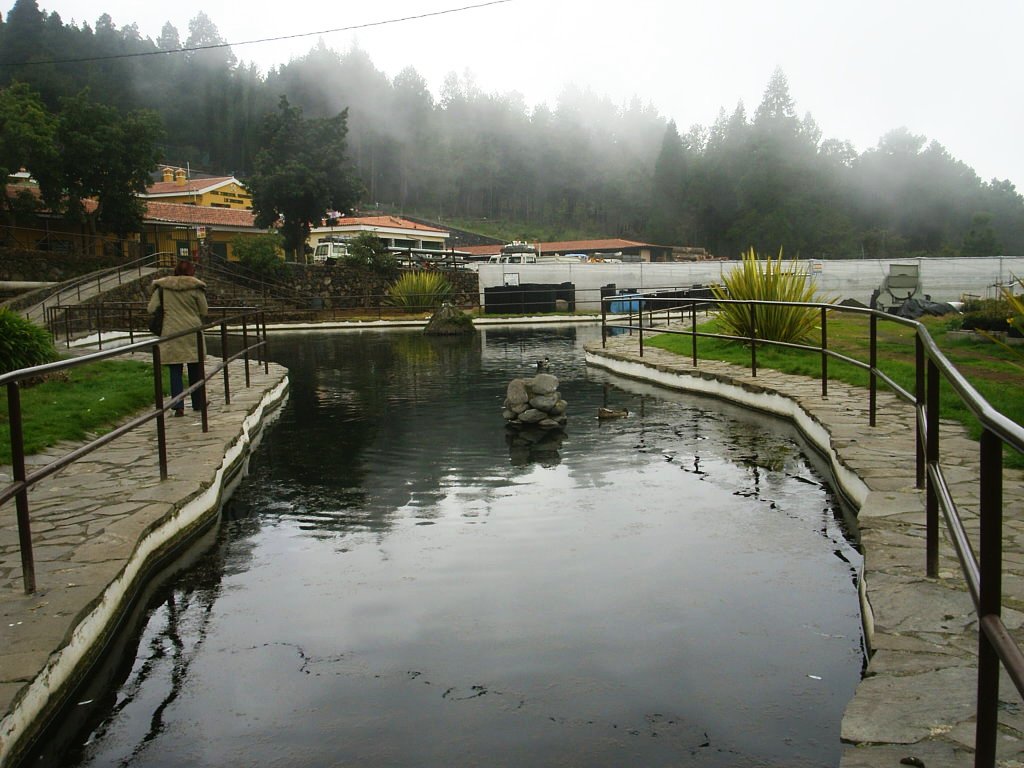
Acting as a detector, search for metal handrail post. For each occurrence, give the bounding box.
[915,335,925,489]
[974,428,1004,767]
[749,303,758,377]
[196,329,208,433]
[690,301,697,367]
[151,345,168,480]
[820,306,828,398]
[8,382,36,594]
[262,311,270,375]
[221,321,231,406]
[242,316,251,387]
[869,313,878,427]
[638,305,644,358]
[926,358,940,577]
[601,297,607,348]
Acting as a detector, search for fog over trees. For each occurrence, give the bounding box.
[2,0,1023,258]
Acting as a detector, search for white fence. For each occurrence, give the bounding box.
[477,256,1024,311]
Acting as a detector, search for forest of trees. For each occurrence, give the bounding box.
[2,0,1023,259]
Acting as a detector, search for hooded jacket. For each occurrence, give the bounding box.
[147,275,209,364]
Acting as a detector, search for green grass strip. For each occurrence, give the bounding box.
[0,359,155,464]
[646,313,1024,468]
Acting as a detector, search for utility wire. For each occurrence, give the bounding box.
[8,0,513,67]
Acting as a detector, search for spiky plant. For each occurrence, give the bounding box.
[386,271,453,311]
[976,276,1024,371]
[711,248,823,343]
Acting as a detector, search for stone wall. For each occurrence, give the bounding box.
[0,247,124,282]
[285,265,478,309]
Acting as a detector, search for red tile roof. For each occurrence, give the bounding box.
[144,176,240,197]
[460,244,503,256]
[460,239,660,256]
[5,184,256,228]
[325,215,447,233]
[539,238,658,252]
[143,201,255,227]
[4,182,100,213]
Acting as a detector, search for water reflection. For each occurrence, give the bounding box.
[505,425,565,466]
[34,324,864,768]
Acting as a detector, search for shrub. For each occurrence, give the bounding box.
[959,296,1023,338]
[232,233,286,278]
[344,232,397,274]
[0,308,58,375]
[386,271,452,311]
[711,248,822,343]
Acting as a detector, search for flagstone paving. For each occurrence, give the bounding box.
[0,359,288,767]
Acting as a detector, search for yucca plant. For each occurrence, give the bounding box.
[977,276,1024,370]
[386,271,453,311]
[711,248,822,343]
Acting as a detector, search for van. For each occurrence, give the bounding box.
[486,253,537,265]
[312,240,349,264]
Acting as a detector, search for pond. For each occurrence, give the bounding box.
[34,324,864,768]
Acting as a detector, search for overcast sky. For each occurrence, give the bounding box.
[34,0,1024,190]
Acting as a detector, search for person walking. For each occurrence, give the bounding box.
[148,260,209,416]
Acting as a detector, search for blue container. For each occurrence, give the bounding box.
[609,293,642,313]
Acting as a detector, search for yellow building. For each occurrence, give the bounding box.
[2,161,266,265]
[140,202,259,262]
[141,167,254,211]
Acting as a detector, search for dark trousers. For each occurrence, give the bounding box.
[168,362,205,411]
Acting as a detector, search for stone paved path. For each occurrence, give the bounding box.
[589,332,1024,768]
[0,358,288,767]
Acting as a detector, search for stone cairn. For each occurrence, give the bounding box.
[502,373,568,429]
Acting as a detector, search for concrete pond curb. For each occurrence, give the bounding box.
[0,360,289,767]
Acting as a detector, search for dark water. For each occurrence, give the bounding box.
[37,325,863,768]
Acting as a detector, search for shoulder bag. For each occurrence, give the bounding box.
[148,287,164,335]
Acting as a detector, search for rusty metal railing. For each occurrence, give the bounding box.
[1,307,269,596]
[601,292,1024,767]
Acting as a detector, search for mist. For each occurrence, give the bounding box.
[2,2,1023,258]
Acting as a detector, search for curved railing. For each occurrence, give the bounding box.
[12,252,171,324]
[1,307,269,596]
[601,291,1024,767]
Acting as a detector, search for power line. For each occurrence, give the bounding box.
[7,0,513,67]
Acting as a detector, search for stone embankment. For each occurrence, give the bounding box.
[0,359,289,767]
[586,333,1024,767]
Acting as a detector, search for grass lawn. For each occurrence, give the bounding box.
[0,359,155,464]
[646,312,1024,468]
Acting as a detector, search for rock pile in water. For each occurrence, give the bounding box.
[502,373,567,429]
[424,302,474,335]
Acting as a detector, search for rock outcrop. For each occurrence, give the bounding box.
[424,302,474,335]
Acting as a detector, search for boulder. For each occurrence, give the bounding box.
[531,373,559,395]
[506,379,530,406]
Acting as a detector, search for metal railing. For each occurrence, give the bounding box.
[601,291,1024,767]
[1,307,269,596]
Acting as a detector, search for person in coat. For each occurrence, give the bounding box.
[148,260,209,416]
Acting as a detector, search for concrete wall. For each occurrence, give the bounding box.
[478,257,1024,311]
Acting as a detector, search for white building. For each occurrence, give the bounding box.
[307,216,450,255]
